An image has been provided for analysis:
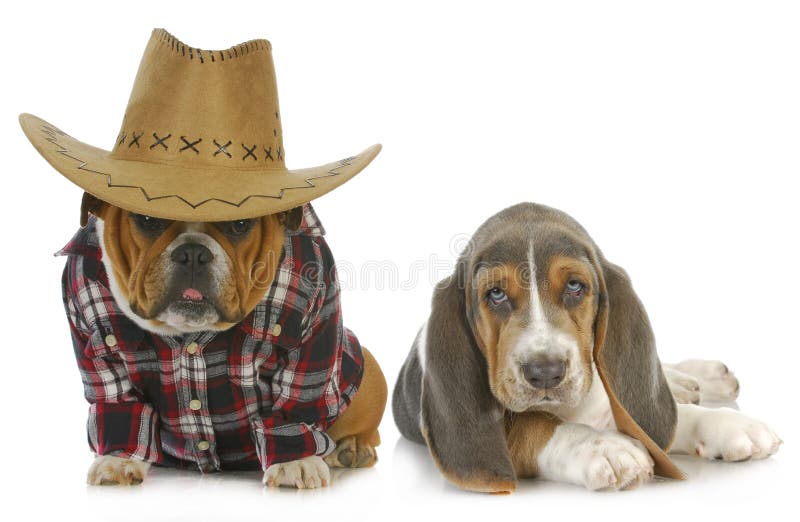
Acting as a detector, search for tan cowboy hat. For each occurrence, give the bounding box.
[19,29,381,222]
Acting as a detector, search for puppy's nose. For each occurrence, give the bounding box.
[521,359,566,389]
[171,243,213,267]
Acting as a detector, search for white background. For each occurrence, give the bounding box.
[1,1,798,520]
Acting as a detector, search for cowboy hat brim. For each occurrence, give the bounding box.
[20,113,381,222]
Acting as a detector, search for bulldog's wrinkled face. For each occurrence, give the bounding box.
[468,231,601,414]
[93,204,286,336]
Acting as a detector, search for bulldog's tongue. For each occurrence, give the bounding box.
[182,288,204,301]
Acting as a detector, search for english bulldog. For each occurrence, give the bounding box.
[60,194,387,488]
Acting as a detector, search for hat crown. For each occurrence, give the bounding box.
[111,29,286,168]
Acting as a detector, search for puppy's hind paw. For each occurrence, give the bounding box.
[671,359,739,402]
[87,455,150,486]
[692,408,782,462]
[664,367,701,404]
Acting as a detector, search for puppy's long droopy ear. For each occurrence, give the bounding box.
[420,265,516,493]
[593,259,685,479]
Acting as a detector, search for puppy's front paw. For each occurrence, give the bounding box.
[672,359,739,401]
[538,424,654,491]
[581,431,655,491]
[692,408,782,461]
[263,455,331,489]
[87,455,150,486]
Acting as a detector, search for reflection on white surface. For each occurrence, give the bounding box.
[2,395,791,522]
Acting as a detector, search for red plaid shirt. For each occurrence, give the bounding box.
[57,204,363,472]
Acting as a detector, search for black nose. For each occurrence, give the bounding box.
[522,359,567,389]
[171,243,213,267]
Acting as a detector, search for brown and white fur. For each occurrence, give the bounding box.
[82,194,387,489]
[392,202,780,493]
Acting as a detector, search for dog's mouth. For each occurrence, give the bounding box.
[497,374,586,413]
[525,377,588,412]
[526,388,570,406]
[180,288,205,302]
[496,378,579,413]
[155,287,222,331]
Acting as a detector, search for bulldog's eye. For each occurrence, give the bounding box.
[486,287,508,306]
[565,280,585,297]
[223,219,255,237]
[131,213,171,234]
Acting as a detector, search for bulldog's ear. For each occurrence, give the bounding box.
[80,192,107,227]
[277,206,303,232]
[420,264,516,493]
[593,258,685,479]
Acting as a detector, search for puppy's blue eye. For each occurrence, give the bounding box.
[487,287,508,305]
[565,280,584,295]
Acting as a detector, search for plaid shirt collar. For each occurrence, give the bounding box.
[56,203,326,351]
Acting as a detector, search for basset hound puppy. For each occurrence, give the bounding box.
[392,203,781,493]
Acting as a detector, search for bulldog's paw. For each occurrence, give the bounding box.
[692,408,782,462]
[538,424,654,491]
[671,359,739,402]
[324,436,377,468]
[664,367,700,404]
[87,455,150,486]
[263,455,330,489]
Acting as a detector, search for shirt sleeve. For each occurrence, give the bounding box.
[62,258,161,464]
[251,239,363,470]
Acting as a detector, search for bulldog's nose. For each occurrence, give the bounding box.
[521,358,567,389]
[171,242,213,267]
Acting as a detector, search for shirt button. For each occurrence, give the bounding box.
[271,323,282,336]
[197,440,210,451]
[186,342,198,355]
[189,399,202,411]
[104,334,118,348]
